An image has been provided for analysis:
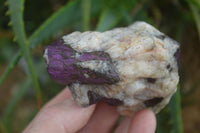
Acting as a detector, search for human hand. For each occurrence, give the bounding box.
[23,87,156,133]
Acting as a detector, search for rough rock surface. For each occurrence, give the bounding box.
[43,21,180,115]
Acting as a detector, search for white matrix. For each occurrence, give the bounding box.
[62,22,179,115]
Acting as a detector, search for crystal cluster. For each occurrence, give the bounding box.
[43,22,180,115]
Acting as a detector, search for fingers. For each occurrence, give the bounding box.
[115,117,132,133]
[79,102,120,133]
[128,109,156,133]
[115,109,156,133]
[23,88,96,133]
[23,86,156,133]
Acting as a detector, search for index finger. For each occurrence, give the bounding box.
[44,87,71,108]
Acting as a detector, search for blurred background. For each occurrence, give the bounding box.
[0,0,200,132]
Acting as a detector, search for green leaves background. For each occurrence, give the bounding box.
[0,0,200,132]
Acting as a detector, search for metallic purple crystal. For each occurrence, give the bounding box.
[43,40,120,85]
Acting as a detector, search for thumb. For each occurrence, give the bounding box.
[23,88,96,133]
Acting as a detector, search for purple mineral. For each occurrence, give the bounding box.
[43,40,120,85]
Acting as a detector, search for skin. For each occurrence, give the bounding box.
[23,87,156,133]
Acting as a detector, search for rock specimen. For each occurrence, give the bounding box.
[43,22,180,115]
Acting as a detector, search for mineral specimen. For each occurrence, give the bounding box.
[43,21,180,115]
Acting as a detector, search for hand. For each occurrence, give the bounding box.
[23,87,156,133]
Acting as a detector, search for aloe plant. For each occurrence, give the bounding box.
[3,0,200,132]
